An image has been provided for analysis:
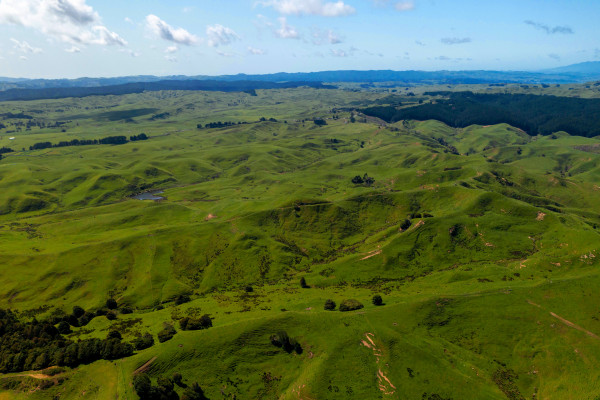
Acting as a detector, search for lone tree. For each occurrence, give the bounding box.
[300,277,309,289]
[324,299,336,311]
[372,295,383,306]
[106,298,117,310]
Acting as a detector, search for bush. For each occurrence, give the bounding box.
[339,299,364,312]
[119,306,133,314]
[133,373,153,398]
[172,372,183,386]
[270,331,302,354]
[57,321,72,334]
[300,277,309,289]
[245,285,253,292]
[107,330,122,340]
[324,299,336,311]
[158,324,177,343]
[175,294,191,305]
[72,306,85,318]
[372,295,383,306]
[106,311,117,320]
[106,298,117,309]
[181,382,208,400]
[133,333,155,351]
[95,308,108,316]
[179,314,212,331]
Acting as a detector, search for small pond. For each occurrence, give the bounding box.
[133,191,164,201]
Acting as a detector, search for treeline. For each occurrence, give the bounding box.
[0,309,134,373]
[29,134,147,151]
[197,121,245,129]
[0,80,335,102]
[362,92,600,138]
[197,117,279,129]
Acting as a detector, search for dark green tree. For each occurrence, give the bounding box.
[324,299,336,311]
[372,295,383,306]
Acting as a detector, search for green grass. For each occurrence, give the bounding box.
[1,87,600,399]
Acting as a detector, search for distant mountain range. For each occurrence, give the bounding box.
[0,62,598,100]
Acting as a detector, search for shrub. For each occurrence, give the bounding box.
[107,330,122,340]
[158,324,177,343]
[351,175,364,184]
[181,382,208,400]
[172,372,183,386]
[119,306,133,314]
[72,306,85,318]
[324,299,336,311]
[95,308,108,316]
[175,294,191,305]
[179,314,212,331]
[106,298,117,309]
[133,374,152,398]
[57,321,72,334]
[300,277,309,289]
[245,285,254,292]
[339,299,364,312]
[106,311,117,320]
[270,331,302,354]
[372,295,383,306]
[133,333,155,350]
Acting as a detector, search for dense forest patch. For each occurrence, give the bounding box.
[362,92,600,137]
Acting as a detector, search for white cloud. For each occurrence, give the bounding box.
[395,1,414,11]
[165,55,177,62]
[0,0,126,46]
[275,17,299,39]
[10,38,42,53]
[124,17,134,25]
[330,48,348,57]
[216,50,235,57]
[312,28,343,45]
[165,45,178,54]
[146,14,199,45]
[259,0,355,17]
[206,24,240,47]
[19,55,27,60]
[248,46,266,55]
[441,37,471,45]
[65,45,80,53]
[120,48,140,57]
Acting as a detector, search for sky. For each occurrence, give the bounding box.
[0,0,598,79]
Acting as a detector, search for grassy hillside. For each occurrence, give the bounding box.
[1,88,600,399]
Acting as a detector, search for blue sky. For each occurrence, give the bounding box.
[0,0,598,78]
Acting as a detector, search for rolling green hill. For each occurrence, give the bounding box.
[0,87,600,399]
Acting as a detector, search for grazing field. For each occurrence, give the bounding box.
[1,87,600,399]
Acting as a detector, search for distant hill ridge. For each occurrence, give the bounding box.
[1,62,600,92]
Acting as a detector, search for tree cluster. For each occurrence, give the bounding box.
[197,121,244,129]
[158,324,177,343]
[362,92,600,138]
[0,308,134,373]
[351,173,375,186]
[179,315,212,331]
[28,135,138,151]
[130,133,148,141]
[133,373,208,400]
